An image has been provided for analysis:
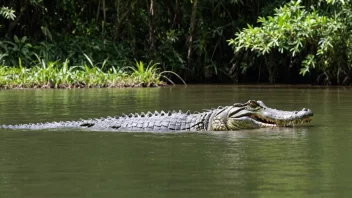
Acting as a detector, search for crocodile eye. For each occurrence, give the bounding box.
[249,101,258,108]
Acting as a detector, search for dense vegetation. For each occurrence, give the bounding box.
[0,0,351,87]
[229,0,352,84]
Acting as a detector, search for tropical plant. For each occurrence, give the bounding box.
[228,0,352,84]
[0,36,33,66]
[128,60,162,87]
[2,0,351,85]
[0,56,179,89]
[0,6,15,20]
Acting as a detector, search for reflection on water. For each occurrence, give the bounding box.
[1,86,352,198]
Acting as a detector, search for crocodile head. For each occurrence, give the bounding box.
[209,100,313,130]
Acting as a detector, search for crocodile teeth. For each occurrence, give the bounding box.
[262,123,276,127]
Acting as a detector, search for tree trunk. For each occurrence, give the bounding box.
[146,0,156,58]
[114,0,132,41]
[102,0,106,37]
[187,0,198,76]
[7,0,29,36]
[171,0,181,29]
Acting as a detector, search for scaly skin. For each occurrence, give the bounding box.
[1,100,313,131]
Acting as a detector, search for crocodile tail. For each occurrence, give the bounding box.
[1,121,83,130]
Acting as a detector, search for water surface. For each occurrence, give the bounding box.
[0,86,352,197]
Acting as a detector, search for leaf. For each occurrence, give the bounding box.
[21,36,27,43]
[299,67,309,76]
[257,16,266,23]
[13,35,20,44]
[83,53,93,67]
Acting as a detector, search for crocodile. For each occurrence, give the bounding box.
[1,100,313,131]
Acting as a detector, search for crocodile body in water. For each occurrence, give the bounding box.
[1,100,313,131]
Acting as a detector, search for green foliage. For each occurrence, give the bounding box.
[129,60,161,87]
[0,36,33,66]
[1,0,351,85]
[300,54,316,76]
[229,0,352,84]
[0,6,16,20]
[0,0,267,83]
[128,60,186,87]
[0,58,171,89]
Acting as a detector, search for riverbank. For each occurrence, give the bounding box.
[0,60,178,89]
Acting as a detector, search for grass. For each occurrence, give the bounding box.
[0,57,185,89]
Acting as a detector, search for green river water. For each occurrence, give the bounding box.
[0,85,352,198]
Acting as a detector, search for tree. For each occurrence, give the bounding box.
[228,0,352,84]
